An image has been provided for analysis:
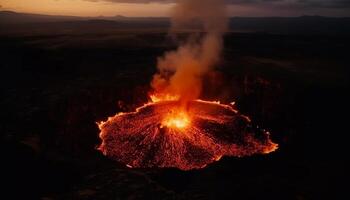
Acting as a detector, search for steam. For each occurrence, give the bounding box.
[151,0,228,103]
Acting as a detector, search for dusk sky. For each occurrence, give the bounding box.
[0,0,349,17]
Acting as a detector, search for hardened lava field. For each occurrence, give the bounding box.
[98,100,278,170]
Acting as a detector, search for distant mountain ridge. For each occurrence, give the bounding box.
[1,11,349,35]
[0,10,85,24]
[0,11,168,24]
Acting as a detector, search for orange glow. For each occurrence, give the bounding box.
[0,0,173,17]
[162,111,190,129]
[262,132,279,153]
[150,93,180,103]
[263,143,279,154]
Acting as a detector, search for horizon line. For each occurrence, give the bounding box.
[1,10,349,19]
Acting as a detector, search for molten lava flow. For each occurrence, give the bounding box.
[98,98,278,171]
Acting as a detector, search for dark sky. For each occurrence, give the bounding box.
[86,0,350,16]
[100,0,350,10]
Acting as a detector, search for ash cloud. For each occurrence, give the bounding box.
[151,0,227,103]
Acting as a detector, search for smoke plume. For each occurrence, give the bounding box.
[151,0,228,103]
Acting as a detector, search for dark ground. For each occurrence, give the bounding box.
[0,23,349,199]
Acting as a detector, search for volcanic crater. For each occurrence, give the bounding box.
[98,99,278,170]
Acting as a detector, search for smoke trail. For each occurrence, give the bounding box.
[151,0,228,103]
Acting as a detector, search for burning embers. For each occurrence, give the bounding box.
[97,97,278,171]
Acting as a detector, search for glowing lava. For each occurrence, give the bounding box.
[98,97,278,171]
[162,111,190,129]
[150,94,180,103]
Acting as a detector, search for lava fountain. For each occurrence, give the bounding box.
[98,96,278,171]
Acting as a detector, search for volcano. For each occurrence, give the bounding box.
[98,98,278,171]
[95,0,280,171]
